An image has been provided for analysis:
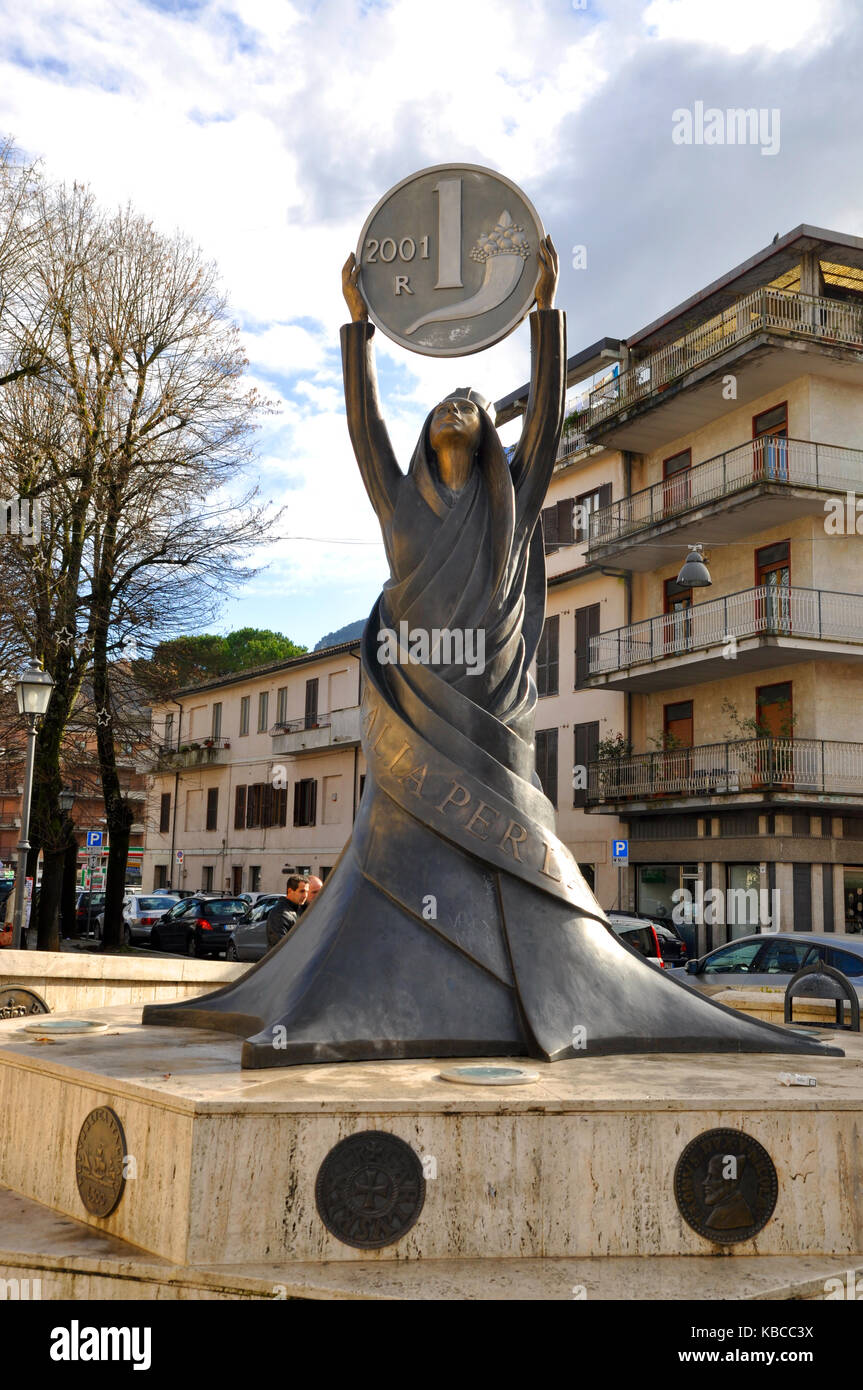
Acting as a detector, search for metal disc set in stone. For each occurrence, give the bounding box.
[314,1127,779,1250]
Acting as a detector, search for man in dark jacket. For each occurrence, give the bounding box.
[265,876,308,951]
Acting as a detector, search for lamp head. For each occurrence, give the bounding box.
[15,661,55,718]
[677,545,712,588]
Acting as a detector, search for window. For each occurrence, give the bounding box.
[573,721,599,808]
[575,604,600,689]
[304,678,319,730]
[726,864,763,938]
[250,865,261,893]
[277,686,288,725]
[661,448,691,512]
[159,793,171,833]
[247,783,262,827]
[211,702,222,739]
[844,868,863,933]
[536,615,559,697]
[664,700,694,749]
[702,941,763,974]
[154,864,168,889]
[753,404,788,480]
[758,939,818,974]
[234,785,247,829]
[273,785,288,827]
[573,483,612,542]
[535,728,558,807]
[753,402,788,439]
[541,500,574,554]
[164,713,174,749]
[828,947,863,977]
[294,778,317,826]
[206,787,219,831]
[202,866,214,892]
[755,681,793,738]
[239,696,250,736]
[578,863,596,892]
[257,691,269,734]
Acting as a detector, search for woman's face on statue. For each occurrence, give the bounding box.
[429,398,481,455]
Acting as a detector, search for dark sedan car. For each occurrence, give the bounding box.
[149,895,250,958]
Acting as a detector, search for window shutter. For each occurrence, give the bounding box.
[541,504,559,552]
[557,499,574,545]
[575,604,600,688]
[234,785,246,830]
[573,722,599,807]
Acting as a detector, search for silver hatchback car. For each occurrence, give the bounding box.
[669,932,863,996]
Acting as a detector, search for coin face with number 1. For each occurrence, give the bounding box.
[356,163,545,358]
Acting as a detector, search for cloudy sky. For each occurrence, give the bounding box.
[1,0,860,647]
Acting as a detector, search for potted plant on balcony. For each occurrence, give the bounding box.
[204,738,214,748]
[595,733,634,801]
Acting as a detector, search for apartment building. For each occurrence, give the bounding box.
[501,224,863,951]
[140,643,365,894]
[0,721,147,886]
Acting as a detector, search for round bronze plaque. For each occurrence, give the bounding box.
[674,1128,778,1245]
[75,1106,127,1218]
[315,1130,425,1250]
[0,986,49,1020]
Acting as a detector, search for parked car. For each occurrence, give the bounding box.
[669,933,863,996]
[607,911,688,968]
[74,891,107,936]
[227,895,283,961]
[149,895,250,958]
[93,894,180,946]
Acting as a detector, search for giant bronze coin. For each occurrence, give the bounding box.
[315,1131,425,1249]
[75,1106,127,1218]
[674,1128,778,1245]
[357,163,544,357]
[0,986,49,1019]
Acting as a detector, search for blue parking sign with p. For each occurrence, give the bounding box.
[612,839,628,865]
[86,831,103,849]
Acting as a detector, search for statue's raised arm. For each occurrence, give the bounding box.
[340,253,402,530]
[509,235,566,534]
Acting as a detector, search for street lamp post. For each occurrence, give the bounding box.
[12,662,55,950]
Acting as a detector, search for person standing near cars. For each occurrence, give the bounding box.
[265,876,309,951]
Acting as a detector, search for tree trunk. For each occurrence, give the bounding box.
[61,833,78,938]
[37,844,63,952]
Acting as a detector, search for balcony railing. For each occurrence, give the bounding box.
[589,437,863,547]
[587,738,863,804]
[142,736,232,770]
[588,289,863,426]
[589,585,863,677]
[270,715,332,735]
[556,422,590,461]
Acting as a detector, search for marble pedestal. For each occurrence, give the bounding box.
[0,1006,861,1297]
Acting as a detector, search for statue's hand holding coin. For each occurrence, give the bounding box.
[535,235,559,311]
[342,253,368,323]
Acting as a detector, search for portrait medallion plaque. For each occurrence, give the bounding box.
[674,1128,778,1245]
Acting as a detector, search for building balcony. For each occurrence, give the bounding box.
[137,737,232,772]
[270,706,361,756]
[588,585,863,691]
[586,738,863,811]
[587,437,863,570]
[583,288,863,452]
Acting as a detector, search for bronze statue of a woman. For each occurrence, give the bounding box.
[144,240,835,1066]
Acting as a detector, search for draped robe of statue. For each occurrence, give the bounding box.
[143,311,837,1066]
